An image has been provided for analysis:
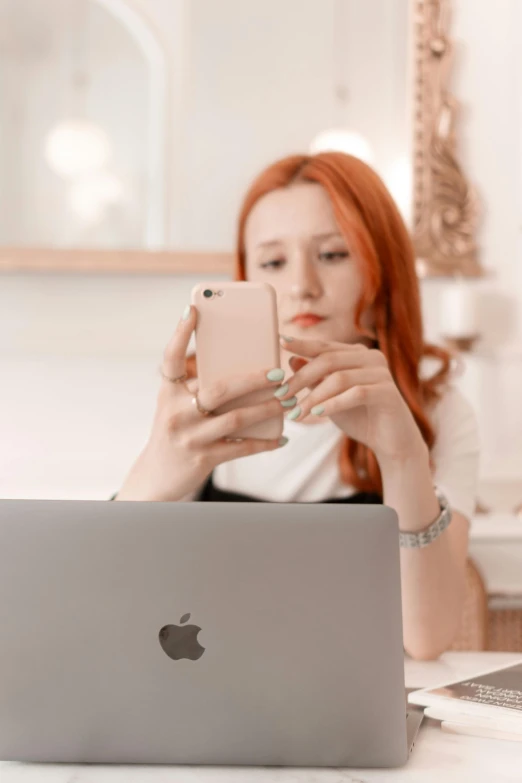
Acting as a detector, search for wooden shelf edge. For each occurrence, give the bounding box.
[0,247,235,275]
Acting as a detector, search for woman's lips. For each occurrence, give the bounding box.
[291,314,326,328]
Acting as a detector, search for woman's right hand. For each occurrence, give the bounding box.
[115,306,287,501]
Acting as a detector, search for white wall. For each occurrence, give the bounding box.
[0,273,215,499]
[0,0,521,499]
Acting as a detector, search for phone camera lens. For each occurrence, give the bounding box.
[203,289,213,299]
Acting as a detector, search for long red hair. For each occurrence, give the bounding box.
[190,152,450,496]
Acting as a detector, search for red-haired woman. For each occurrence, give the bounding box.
[117,152,479,660]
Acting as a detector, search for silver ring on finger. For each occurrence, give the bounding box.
[159,367,187,384]
[191,393,215,417]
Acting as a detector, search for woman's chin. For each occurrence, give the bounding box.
[280,320,360,344]
[286,320,331,337]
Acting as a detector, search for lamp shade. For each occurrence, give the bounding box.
[310,129,375,164]
[45,119,111,178]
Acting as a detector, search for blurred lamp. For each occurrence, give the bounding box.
[310,129,375,164]
[69,170,125,223]
[45,119,111,179]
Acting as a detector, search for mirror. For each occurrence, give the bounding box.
[0,0,480,275]
[0,0,165,250]
[0,0,415,270]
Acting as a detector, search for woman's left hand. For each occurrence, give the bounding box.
[279,336,427,467]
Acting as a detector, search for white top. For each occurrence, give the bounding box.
[1,653,520,781]
[213,386,480,520]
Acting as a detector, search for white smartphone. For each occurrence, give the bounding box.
[191,281,284,440]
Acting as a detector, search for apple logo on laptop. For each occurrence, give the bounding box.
[159,613,205,661]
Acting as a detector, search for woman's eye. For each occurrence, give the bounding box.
[259,259,285,270]
[319,250,349,263]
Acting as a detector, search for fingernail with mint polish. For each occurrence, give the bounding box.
[278,436,289,447]
[286,406,301,420]
[311,405,325,416]
[181,305,191,321]
[267,368,285,382]
[274,383,289,398]
[280,396,297,408]
[280,334,294,342]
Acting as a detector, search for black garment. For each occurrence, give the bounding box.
[110,476,383,504]
[198,475,382,505]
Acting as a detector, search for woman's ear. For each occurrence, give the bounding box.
[359,302,376,329]
[359,309,378,347]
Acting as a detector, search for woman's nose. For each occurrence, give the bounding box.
[289,259,322,300]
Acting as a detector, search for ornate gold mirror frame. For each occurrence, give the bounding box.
[0,0,483,276]
[412,0,483,277]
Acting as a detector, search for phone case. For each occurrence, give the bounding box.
[191,281,284,440]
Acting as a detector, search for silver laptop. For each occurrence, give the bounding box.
[0,499,421,767]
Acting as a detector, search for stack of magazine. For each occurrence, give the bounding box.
[408,660,522,742]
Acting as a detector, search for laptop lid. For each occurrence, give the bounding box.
[0,499,408,767]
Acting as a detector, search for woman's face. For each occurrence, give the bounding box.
[244,183,370,358]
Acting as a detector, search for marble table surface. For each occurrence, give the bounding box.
[1,652,521,783]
